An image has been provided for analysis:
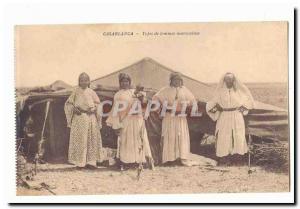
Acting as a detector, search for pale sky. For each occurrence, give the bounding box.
[15,22,288,87]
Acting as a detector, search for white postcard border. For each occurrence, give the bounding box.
[2,1,295,203]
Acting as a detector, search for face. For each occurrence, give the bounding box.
[120,79,130,89]
[171,77,182,87]
[79,75,90,89]
[224,74,235,89]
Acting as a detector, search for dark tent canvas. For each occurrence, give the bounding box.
[16,58,289,164]
[91,57,288,140]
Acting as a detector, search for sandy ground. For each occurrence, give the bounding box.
[17,163,289,196]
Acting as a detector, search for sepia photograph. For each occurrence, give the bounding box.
[14,21,290,198]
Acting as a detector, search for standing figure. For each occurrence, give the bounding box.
[106,73,153,170]
[206,72,255,161]
[152,72,196,165]
[64,72,103,169]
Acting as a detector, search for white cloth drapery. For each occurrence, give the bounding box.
[64,87,103,167]
[206,74,255,157]
[106,89,152,163]
[153,86,196,163]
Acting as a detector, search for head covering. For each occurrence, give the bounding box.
[215,72,255,109]
[78,72,90,87]
[79,72,90,80]
[118,73,131,84]
[169,72,183,87]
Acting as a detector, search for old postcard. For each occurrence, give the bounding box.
[14,21,291,201]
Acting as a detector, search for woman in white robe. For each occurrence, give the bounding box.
[206,72,255,159]
[152,72,196,165]
[106,73,153,170]
[64,73,103,168]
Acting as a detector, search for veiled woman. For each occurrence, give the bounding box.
[106,73,153,170]
[152,72,196,165]
[206,72,255,161]
[64,72,103,169]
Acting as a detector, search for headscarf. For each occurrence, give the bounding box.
[206,72,255,121]
[78,72,90,88]
[215,72,255,109]
[169,72,183,87]
[118,73,131,84]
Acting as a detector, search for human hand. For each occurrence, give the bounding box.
[215,103,223,111]
[239,106,248,113]
[114,128,122,136]
[73,106,81,115]
[209,107,217,113]
[89,107,97,113]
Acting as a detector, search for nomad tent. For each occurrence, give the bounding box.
[16,57,289,164]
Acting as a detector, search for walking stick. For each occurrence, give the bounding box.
[137,127,144,181]
[137,146,143,181]
[134,86,146,180]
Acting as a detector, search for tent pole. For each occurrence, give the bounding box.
[248,134,252,175]
[35,101,50,175]
[48,104,56,158]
